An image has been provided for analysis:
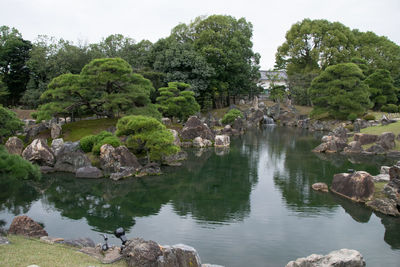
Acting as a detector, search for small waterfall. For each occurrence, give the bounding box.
[262,115,275,125]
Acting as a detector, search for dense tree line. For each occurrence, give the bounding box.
[275,18,400,118]
[0,15,260,111]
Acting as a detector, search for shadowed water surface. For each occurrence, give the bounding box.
[1,126,399,266]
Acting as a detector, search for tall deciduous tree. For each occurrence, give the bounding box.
[0,26,32,105]
[309,63,371,119]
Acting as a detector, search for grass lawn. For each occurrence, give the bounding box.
[0,235,127,267]
[61,118,118,142]
[360,121,400,136]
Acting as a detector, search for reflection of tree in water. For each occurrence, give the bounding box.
[36,142,257,232]
[0,174,39,215]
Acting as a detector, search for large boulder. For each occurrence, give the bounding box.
[162,151,188,166]
[8,215,48,238]
[22,138,55,166]
[343,141,363,154]
[366,178,400,217]
[181,116,214,141]
[122,238,163,267]
[312,135,347,153]
[100,145,141,174]
[365,144,385,154]
[54,151,92,173]
[331,171,374,202]
[75,166,103,179]
[246,108,264,127]
[50,123,62,139]
[25,122,48,141]
[353,133,378,145]
[286,249,365,267]
[159,244,202,267]
[51,138,64,157]
[214,135,230,147]
[137,163,162,177]
[5,136,24,155]
[311,183,328,193]
[232,117,245,134]
[377,132,395,150]
[389,165,400,180]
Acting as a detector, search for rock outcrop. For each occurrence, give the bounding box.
[286,249,365,267]
[100,145,142,177]
[54,151,92,173]
[214,135,230,147]
[331,171,374,202]
[181,116,215,141]
[75,166,103,179]
[366,176,400,217]
[5,136,24,155]
[162,151,188,166]
[377,132,395,150]
[22,138,55,166]
[353,133,378,145]
[50,123,62,139]
[168,129,181,147]
[8,215,48,238]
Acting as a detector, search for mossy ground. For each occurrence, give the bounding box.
[61,118,118,142]
[372,181,388,200]
[0,235,127,267]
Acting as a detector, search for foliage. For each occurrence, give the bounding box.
[347,113,357,121]
[156,82,200,121]
[80,131,120,154]
[381,104,398,113]
[362,114,376,121]
[127,104,162,121]
[365,69,398,110]
[309,63,371,120]
[61,118,118,142]
[0,105,24,143]
[35,58,154,120]
[0,26,32,105]
[269,84,286,102]
[222,108,244,125]
[0,76,9,105]
[116,115,179,162]
[0,146,41,180]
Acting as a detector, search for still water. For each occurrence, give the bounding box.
[1,126,400,266]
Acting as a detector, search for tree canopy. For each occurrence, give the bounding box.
[365,69,398,110]
[34,58,154,121]
[0,106,24,143]
[309,63,371,119]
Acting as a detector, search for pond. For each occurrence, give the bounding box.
[1,126,400,266]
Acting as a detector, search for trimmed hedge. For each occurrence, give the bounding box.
[222,109,244,125]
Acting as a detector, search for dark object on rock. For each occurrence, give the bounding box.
[137,163,162,177]
[100,145,142,175]
[8,215,48,238]
[353,133,378,145]
[75,166,103,179]
[311,183,329,193]
[122,238,163,267]
[22,138,55,166]
[5,136,24,155]
[64,237,95,248]
[54,151,92,173]
[286,248,365,267]
[331,171,374,202]
[181,116,215,141]
[377,132,395,150]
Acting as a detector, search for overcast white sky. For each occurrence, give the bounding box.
[1,0,399,70]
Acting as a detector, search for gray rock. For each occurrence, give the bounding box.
[193,137,206,148]
[286,248,365,267]
[25,122,48,141]
[22,139,55,166]
[232,117,245,134]
[372,174,390,182]
[381,166,390,175]
[181,116,215,141]
[377,132,395,150]
[202,265,225,267]
[0,236,10,245]
[162,118,172,126]
[311,183,329,192]
[100,145,142,174]
[389,165,400,180]
[40,166,55,174]
[75,166,103,179]
[343,141,362,154]
[50,123,62,139]
[122,238,162,267]
[252,96,258,109]
[64,237,95,248]
[109,167,136,180]
[312,135,347,153]
[5,136,24,155]
[168,129,181,147]
[353,133,378,145]
[366,198,400,217]
[137,163,162,177]
[214,135,230,147]
[40,236,64,244]
[331,171,374,202]
[54,151,92,173]
[366,144,385,154]
[171,244,202,267]
[239,99,245,105]
[51,138,64,157]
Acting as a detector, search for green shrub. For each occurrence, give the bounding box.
[363,114,376,121]
[92,136,121,155]
[344,124,354,132]
[347,113,358,121]
[80,135,97,152]
[127,104,162,121]
[80,131,120,154]
[222,109,244,125]
[381,104,398,113]
[0,105,24,143]
[0,146,41,180]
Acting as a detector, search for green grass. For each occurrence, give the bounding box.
[61,118,118,142]
[0,235,127,267]
[372,181,388,200]
[360,121,400,136]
